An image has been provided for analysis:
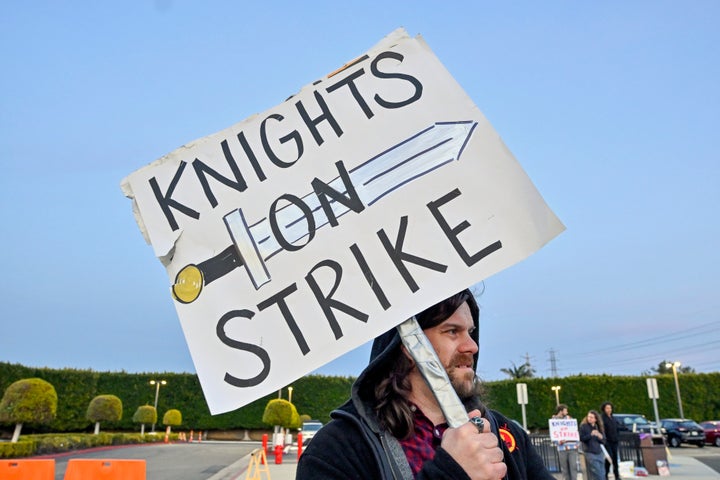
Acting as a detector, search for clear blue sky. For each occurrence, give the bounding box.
[2,2,718,388]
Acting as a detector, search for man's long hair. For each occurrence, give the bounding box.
[372,290,482,440]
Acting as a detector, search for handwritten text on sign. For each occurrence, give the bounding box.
[549,418,580,442]
[122,29,564,414]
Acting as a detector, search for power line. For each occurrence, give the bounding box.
[565,320,719,359]
[555,339,720,375]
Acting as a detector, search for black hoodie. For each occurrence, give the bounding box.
[297,290,553,479]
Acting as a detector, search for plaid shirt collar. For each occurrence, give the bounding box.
[399,404,448,477]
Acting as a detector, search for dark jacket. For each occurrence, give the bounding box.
[579,423,604,454]
[297,293,553,479]
[297,398,551,479]
[601,413,619,444]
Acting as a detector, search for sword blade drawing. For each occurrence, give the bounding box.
[172,121,478,303]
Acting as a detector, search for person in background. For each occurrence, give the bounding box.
[579,410,606,480]
[297,289,554,479]
[552,404,578,480]
[600,402,621,479]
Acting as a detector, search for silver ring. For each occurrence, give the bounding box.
[469,416,485,433]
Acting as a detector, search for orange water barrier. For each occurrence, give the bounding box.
[0,459,55,480]
[63,459,146,480]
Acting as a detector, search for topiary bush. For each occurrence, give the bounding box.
[132,405,156,435]
[86,395,122,434]
[162,408,182,435]
[0,378,57,442]
[262,399,298,429]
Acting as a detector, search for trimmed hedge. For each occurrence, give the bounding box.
[482,373,720,430]
[0,432,173,458]
[0,438,35,458]
[1,362,718,435]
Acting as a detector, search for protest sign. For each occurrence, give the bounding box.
[549,418,580,442]
[122,28,564,414]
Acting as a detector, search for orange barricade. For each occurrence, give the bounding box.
[0,459,55,480]
[63,459,146,480]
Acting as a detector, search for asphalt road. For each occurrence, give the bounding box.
[47,441,258,480]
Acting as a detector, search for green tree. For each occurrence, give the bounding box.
[500,361,536,379]
[132,405,156,436]
[263,398,299,441]
[86,394,123,434]
[162,408,182,435]
[0,378,57,443]
[289,410,302,429]
[647,360,695,375]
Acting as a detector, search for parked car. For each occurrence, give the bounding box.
[300,420,323,443]
[660,418,705,447]
[700,420,720,447]
[614,413,657,434]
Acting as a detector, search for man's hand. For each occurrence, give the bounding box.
[441,409,507,480]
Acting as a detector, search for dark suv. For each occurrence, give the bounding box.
[660,418,705,447]
[614,413,657,434]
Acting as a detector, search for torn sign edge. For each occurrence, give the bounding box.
[120,174,180,266]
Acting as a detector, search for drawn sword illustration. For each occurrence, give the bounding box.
[172,120,478,304]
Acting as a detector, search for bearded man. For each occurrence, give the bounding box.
[296,289,553,480]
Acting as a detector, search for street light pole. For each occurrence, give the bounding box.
[666,361,684,418]
[288,386,293,403]
[149,379,167,433]
[551,385,561,406]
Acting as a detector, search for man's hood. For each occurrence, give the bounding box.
[351,289,480,422]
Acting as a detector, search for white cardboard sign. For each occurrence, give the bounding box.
[549,418,580,442]
[122,29,564,414]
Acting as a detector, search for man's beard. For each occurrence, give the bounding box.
[447,354,476,399]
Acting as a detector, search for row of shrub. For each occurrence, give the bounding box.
[2,361,719,433]
[0,431,177,458]
[0,362,353,432]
